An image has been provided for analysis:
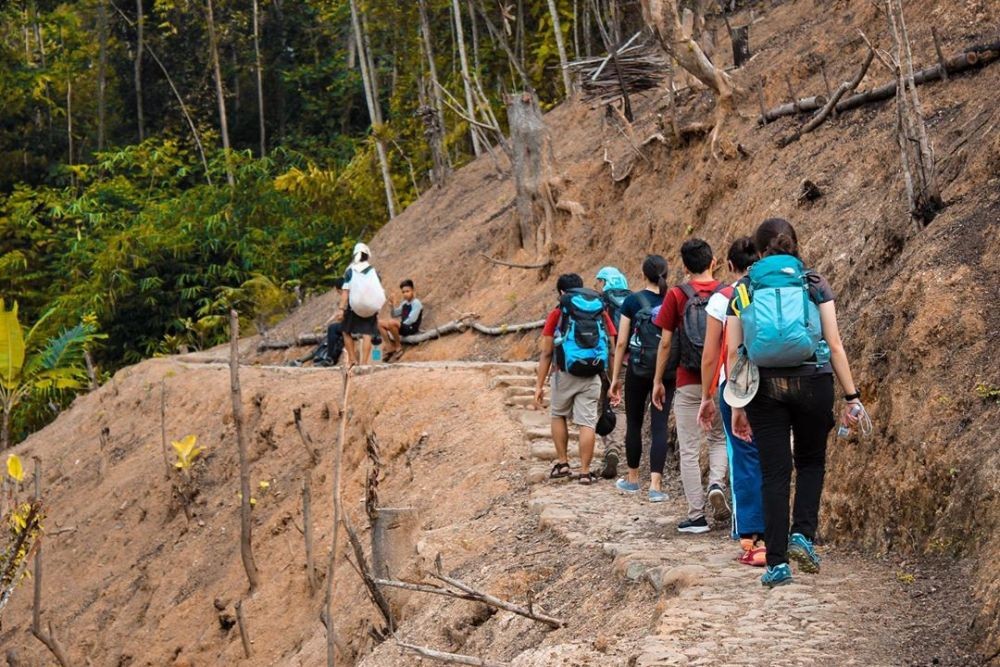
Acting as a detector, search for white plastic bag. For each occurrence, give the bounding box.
[348,267,386,317]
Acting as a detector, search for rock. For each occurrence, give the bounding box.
[538,506,577,529]
[645,564,709,594]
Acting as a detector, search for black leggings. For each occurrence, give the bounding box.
[744,374,835,568]
[623,369,675,475]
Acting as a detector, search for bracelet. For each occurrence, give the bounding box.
[844,391,861,401]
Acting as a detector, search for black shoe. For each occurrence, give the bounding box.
[708,483,732,523]
[677,516,710,534]
[599,450,619,479]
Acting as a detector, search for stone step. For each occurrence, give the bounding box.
[525,427,577,441]
[505,385,538,398]
[506,395,548,408]
[530,440,603,461]
[493,374,536,388]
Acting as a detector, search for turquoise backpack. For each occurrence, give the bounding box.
[736,255,830,368]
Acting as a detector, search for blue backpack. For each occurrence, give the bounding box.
[555,288,610,377]
[737,255,829,368]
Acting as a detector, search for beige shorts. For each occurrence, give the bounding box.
[550,372,601,429]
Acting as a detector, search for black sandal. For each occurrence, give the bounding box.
[578,472,597,485]
[549,462,572,479]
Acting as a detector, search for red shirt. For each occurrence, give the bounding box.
[653,279,722,388]
[542,307,617,338]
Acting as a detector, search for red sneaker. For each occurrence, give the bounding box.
[737,539,767,567]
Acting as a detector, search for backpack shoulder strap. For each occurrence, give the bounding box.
[637,290,659,311]
[678,283,696,300]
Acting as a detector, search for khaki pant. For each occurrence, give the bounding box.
[674,384,728,520]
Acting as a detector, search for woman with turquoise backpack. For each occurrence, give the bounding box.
[724,218,865,588]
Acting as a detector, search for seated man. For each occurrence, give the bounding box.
[378,279,423,359]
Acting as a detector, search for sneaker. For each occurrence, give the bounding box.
[615,478,640,494]
[708,484,732,523]
[600,449,619,479]
[738,538,767,567]
[787,533,821,573]
[677,516,710,534]
[648,489,668,503]
[761,563,793,587]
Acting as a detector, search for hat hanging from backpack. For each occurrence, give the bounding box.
[723,351,760,408]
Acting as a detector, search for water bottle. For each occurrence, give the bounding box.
[371,335,383,363]
[837,403,863,438]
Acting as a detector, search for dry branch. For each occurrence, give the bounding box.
[470,320,545,335]
[342,513,394,634]
[302,476,317,594]
[235,599,252,658]
[159,381,171,479]
[293,407,320,466]
[230,310,260,593]
[27,460,70,667]
[780,46,875,145]
[397,640,508,667]
[478,253,552,269]
[760,40,999,123]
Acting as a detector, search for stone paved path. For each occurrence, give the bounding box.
[495,368,911,667]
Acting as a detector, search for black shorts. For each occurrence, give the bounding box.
[400,323,420,337]
[342,309,379,337]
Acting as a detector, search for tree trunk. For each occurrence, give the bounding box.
[466,0,481,75]
[206,0,235,186]
[349,0,396,218]
[65,67,73,173]
[360,11,382,125]
[451,0,482,156]
[886,0,943,224]
[640,0,738,158]
[134,0,145,142]
[546,0,574,96]
[507,92,555,256]
[418,0,449,186]
[229,310,260,592]
[253,0,266,157]
[97,0,108,151]
[1,408,9,450]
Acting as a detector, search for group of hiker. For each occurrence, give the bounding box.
[532,217,866,588]
[324,242,423,367]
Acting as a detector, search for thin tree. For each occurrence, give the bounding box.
[418,0,449,185]
[324,368,352,666]
[640,0,739,158]
[348,0,396,218]
[229,310,260,592]
[97,0,108,151]
[546,0,573,96]
[206,0,235,186]
[451,0,482,156]
[134,0,144,141]
[252,0,266,157]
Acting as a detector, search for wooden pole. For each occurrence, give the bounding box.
[229,310,260,592]
[324,367,352,667]
[303,475,317,594]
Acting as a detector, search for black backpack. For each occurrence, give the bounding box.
[313,322,345,367]
[627,291,663,378]
[601,288,631,330]
[677,283,722,371]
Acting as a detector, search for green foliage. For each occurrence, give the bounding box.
[0,0,605,441]
[0,300,101,448]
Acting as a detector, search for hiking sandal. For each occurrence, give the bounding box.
[578,472,597,485]
[549,462,571,479]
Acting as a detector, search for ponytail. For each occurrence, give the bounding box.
[641,254,669,297]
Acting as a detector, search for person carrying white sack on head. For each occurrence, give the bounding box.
[337,242,386,366]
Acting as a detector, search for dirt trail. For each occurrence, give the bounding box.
[491,369,980,666]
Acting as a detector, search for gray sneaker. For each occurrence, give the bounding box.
[708,484,732,523]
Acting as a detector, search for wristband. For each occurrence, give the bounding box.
[844,391,861,401]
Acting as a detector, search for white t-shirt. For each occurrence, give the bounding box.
[705,283,737,385]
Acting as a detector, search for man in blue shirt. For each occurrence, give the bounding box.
[378,279,423,360]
